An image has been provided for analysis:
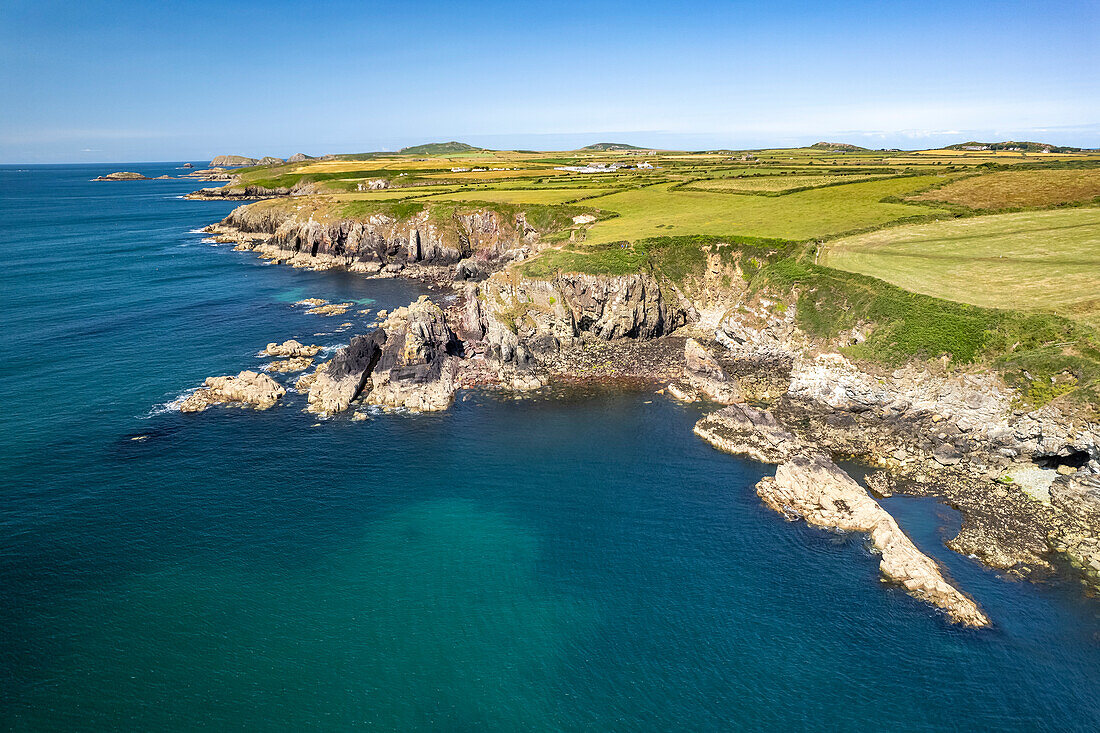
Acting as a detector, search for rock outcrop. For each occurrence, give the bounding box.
[257,156,284,166]
[264,357,314,373]
[1049,473,1100,580]
[259,339,320,358]
[694,403,801,463]
[675,338,742,404]
[758,453,990,627]
[696,404,989,626]
[363,297,460,411]
[460,270,681,384]
[306,331,387,415]
[304,297,459,414]
[179,370,286,412]
[287,153,313,163]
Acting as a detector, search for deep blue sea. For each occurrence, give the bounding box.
[2,163,1099,731]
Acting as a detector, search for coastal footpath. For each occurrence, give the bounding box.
[182,187,1100,626]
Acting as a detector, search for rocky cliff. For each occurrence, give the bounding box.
[690,292,1100,588]
[453,268,683,388]
[184,193,1100,606]
[207,202,548,279]
[302,297,460,415]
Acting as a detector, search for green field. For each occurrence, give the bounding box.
[418,188,610,205]
[821,208,1100,327]
[578,176,952,243]
[683,173,894,193]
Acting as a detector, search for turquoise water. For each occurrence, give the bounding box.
[2,164,1099,731]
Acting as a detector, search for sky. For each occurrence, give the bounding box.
[1,0,1098,163]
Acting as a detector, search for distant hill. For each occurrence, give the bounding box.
[809,142,867,152]
[398,141,481,155]
[581,142,648,151]
[944,140,1081,153]
[210,155,258,167]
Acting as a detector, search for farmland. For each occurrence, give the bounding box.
[820,208,1100,328]
[907,168,1100,210]
[209,141,1100,408]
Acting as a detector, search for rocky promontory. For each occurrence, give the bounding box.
[303,296,460,415]
[697,403,989,626]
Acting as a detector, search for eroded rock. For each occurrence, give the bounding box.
[179,370,286,412]
[365,296,459,412]
[759,453,990,627]
[694,404,801,464]
[683,338,742,404]
[306,331,386,415]
[259,339,321,358]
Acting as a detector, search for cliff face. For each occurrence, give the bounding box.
[455,270,683,382]
[187,180,317,200]
[213,202,544,276]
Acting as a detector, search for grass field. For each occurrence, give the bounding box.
[418,188,611,205]
[683,173,894,193]
[820,208,1100,327]
[908,168,1100,210]
[578,176,953,243]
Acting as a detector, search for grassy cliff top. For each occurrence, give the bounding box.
[215,144,1100,412]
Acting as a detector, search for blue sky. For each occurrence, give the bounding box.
[1,0,1097,162]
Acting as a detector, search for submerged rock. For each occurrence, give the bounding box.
[179,370,286,412]
[306,303,352,316]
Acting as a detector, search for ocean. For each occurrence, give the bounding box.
[2,163,1098,730]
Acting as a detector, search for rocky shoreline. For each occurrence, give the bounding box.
[179,201,1100,625]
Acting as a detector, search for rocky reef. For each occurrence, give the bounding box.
[697,403,989,626]
[761,453,989,627]
[179,370,286,412]
[259,339,320,358]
